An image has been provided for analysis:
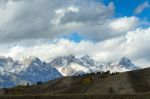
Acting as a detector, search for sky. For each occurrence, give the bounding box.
[0,0,150,67]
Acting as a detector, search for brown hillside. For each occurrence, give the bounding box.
[1,67,150,95]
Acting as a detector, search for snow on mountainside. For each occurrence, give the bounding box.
[48,55,139,76]
[0,55,139,88]
[56,63,91,76]
[18,57,62,83]
[49,55,97,67]
[0,56,62,88]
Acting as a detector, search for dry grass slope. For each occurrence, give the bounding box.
[1,67,150,96]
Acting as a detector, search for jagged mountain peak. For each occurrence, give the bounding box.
[0,56,14,69]
[49,55,77,67]
[21,56,40,61]
[78,55,96,67]
[0,56,62,88]
[118,57,135,67]
[67,54,76,59]
[52,55,76,61]
[81,55,90,59]
[49,55,137,68]
[49,55,139,76]
[65,55,76,62]
[20,56,42,65]
[0,56,13,62]
[49,55,96,67]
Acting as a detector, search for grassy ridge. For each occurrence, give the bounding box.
[1,68,150,96]
[0,94,150,99]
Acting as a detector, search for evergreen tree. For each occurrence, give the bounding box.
[26,83,29,87]
[36,81,42,85]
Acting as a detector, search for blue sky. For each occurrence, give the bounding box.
[103,0,150,19]
[67,0,150,42]
[63,33,85,43]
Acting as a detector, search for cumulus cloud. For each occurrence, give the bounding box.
[1,27,150,68]
[0,0,140,43]
[0,0,114,43]
[55,16,139,41]
[109,16,139,32]
[60,2,114,24]
[134,1,150,14]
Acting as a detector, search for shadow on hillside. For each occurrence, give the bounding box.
[127,68,150,93]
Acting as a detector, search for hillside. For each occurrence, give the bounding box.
[1,67,150,95]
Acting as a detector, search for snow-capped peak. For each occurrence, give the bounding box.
[0,57,13,64]
[20,56,41,65]
[0,56,62,88]
[49,55,96,67]
[48,55,139,76]
[81,55,90,59]
[77,55,96,67]
[49,55,77,67]
[118,57,135,67]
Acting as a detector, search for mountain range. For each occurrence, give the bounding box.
[49,55,139,76]
[0,55,139,88]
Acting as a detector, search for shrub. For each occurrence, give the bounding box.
[36,81,42,85]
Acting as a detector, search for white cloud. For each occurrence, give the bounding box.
[53,16,139,41]
[109,16,139,32]
[0,0,116,43]
[1,27,150,68]
[0,0,139,43]
[134,1,150,14]
[60,2,114,24]
[0,0,140,43]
